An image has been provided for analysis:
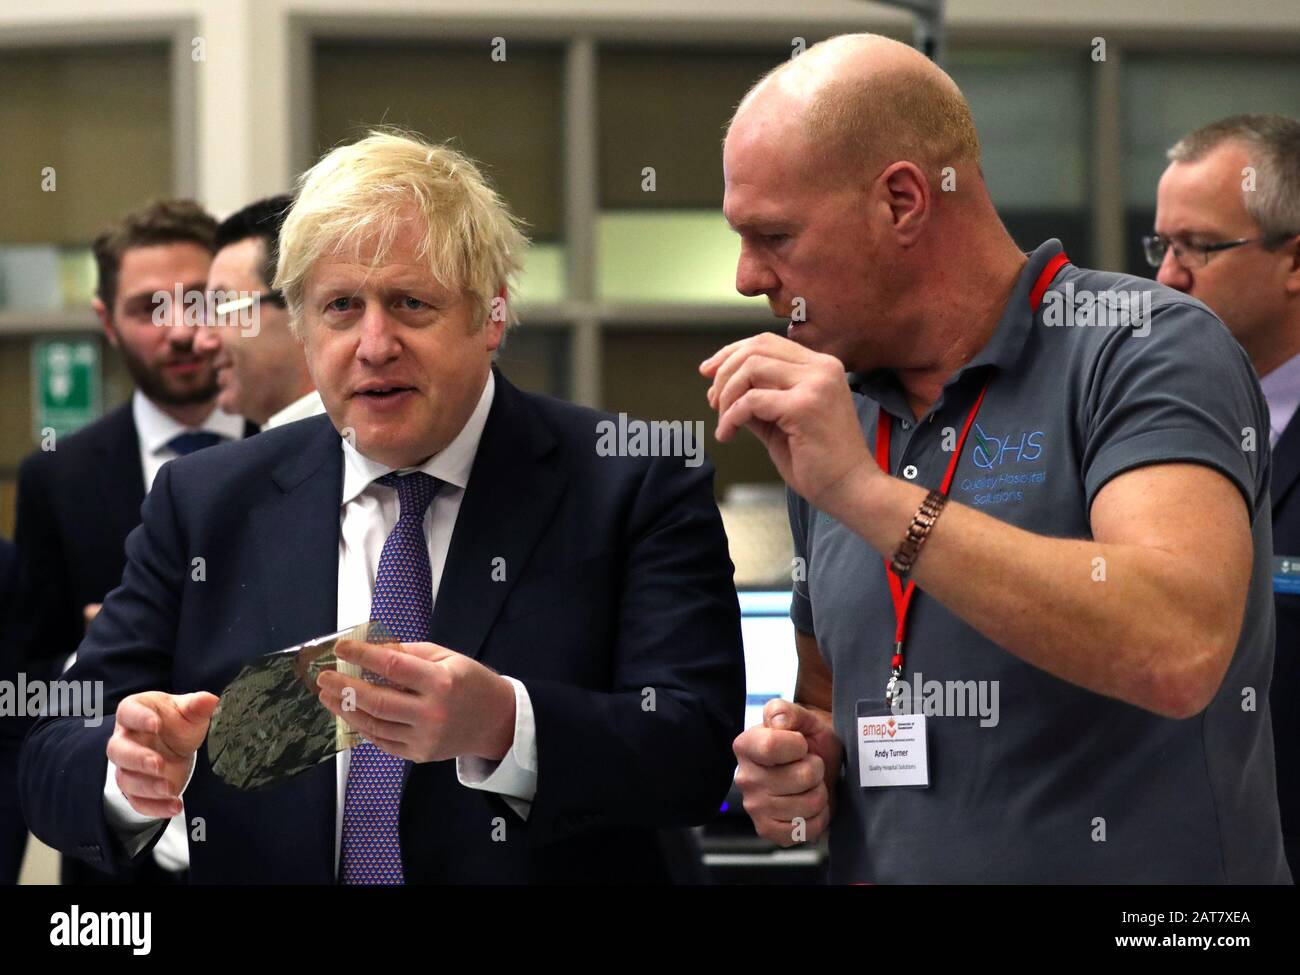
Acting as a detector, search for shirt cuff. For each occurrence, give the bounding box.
[455,676,537,819]
[102,753,197,858]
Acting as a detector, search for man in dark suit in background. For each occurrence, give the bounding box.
[11,199,256,884]
[19,131,744,883]
[0,538,24,883]
[1154,114,1300,872]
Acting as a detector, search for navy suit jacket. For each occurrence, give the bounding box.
[0,539,16,643]
[19,370,744,883]
[0,538,23,749]
[1270,409,1300,866]
[10,401,257,682]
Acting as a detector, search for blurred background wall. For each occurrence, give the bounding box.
[1,0,1299,532]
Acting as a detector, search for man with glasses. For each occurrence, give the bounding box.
[1152,113,1300,874]
[194,195,324,429]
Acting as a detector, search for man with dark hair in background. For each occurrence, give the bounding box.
[1153,113,1300,873]
[194,194,324,428]
[10,199,257,884]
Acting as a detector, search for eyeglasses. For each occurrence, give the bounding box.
[1142,232,1296,270]
[202,289,286,326]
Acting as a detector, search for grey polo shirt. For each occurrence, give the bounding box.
[790,239,1292,883]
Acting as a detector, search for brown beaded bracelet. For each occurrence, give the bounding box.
[889,488,948,578]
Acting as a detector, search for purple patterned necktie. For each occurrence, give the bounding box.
[340,471,440,885]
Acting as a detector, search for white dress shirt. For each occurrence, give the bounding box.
[132,390,248,491]
[332,369,537,872]
[264,388,326,430]
[105,371,538,879]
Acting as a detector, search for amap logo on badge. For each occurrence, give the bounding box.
[971,422,1045,469]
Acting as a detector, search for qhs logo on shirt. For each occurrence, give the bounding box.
[971,423,1045,470]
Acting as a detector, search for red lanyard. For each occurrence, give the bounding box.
[874,250,1068,700]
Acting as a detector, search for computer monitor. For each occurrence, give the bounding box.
[738,589,799,732]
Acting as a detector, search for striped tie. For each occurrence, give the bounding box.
[340,471,440,884]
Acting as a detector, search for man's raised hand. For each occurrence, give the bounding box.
[700,332,879,519]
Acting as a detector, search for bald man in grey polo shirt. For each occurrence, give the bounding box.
[705,33,1290,883]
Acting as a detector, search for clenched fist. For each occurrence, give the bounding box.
[733,698,843,847]
[106,691,219,820]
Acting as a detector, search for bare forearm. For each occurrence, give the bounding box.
[833,474,1238,717]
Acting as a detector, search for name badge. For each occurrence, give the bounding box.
[856,700,929,788]
[1274,556,1300,595]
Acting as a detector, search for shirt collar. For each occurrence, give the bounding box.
[1259,347,1300,402]
[340,369,496,506]
[847,238,1067,401]
[266,388,325,429]
[133,389,247,455]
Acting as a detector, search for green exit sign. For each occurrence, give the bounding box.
[32,339,101,442]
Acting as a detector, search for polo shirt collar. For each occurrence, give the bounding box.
[962,238,1065,374]
[847,238,1067,402]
